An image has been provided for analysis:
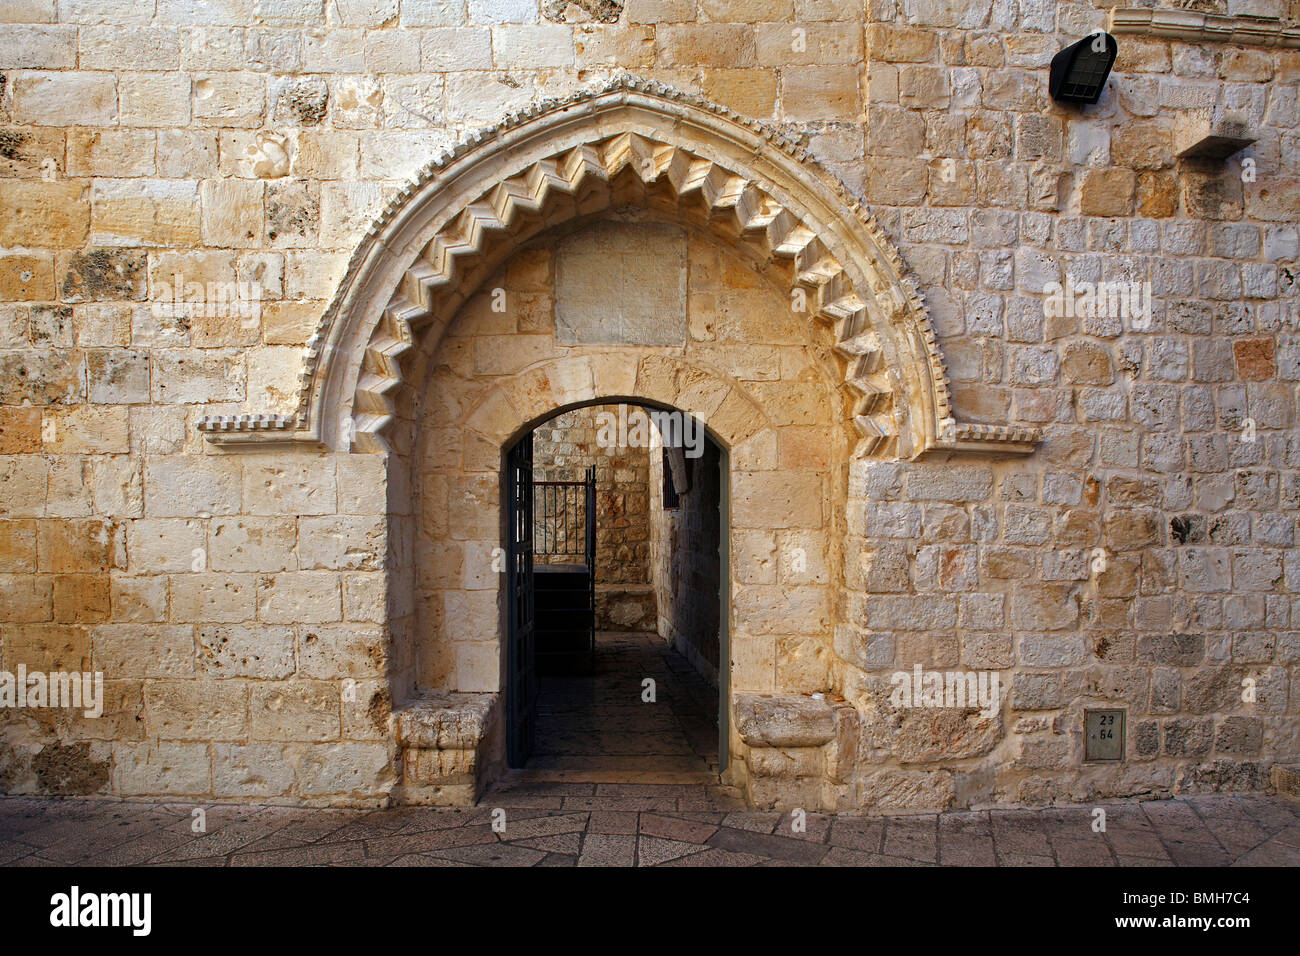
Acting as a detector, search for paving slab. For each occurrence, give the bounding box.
[1,791,1295,866]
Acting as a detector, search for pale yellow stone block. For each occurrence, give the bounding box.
[730,633,777,693]
[144,679,249,740]
[464,390,521,444]
[68,129,156,177]
[732,471,823,529]
[707,387,768,449]
[455,640,500,693]
[42,405,129,454]
[91,179,201,247]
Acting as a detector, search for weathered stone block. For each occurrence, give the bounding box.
[243,459,337,516]
[300,624,386,679]
[555,222,686,347]
[198,623,295,678]
[209,517,296,572]
[257,572,342,624]
[295,742,393,798]
[170,573,256,623]
[735,693,835,748]
[298,514,386,571]
[250,681,341,742]
[1163,717,1214,757]
[212,742,295,797]
[92,623,194,677]
[115,741,211,795]
[896,709,1000,763]
[144,679,248,740]
[143,457,242,518]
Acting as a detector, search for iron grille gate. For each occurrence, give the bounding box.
[506,447,598,764]
[533,472,594,558]
[532,467,596,672]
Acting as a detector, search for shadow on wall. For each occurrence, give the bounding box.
[649,419,722,688]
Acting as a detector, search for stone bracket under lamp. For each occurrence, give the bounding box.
[1174,116,1257,161]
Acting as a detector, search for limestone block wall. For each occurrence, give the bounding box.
[0,445,395,803]
[648,428,723,684]
[826,2,1300,811]
[531,403,657,631]
[0,0,1297,809]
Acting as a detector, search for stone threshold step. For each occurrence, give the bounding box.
[501,769,721,785]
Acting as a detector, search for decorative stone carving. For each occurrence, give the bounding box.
[198,75,1040,462]
[1108,8,1300,47]
[197,412,297,436]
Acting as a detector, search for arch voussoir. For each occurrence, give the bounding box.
[459,356,773,456]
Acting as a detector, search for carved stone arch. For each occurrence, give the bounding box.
[198,75,1039,460]
[460,354,778,457]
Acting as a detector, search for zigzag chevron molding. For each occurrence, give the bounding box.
[199,75,1040,461]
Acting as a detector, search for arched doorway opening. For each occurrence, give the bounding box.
[380,199,850,806]
[503,402,728,783]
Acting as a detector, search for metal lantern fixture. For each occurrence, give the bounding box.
[1049,32,1118,105]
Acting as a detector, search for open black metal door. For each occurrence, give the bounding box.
[584,465,596,671]
[506,432,536,767]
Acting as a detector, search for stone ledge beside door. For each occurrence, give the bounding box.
[391,692,502,806]
[735,693,860,810]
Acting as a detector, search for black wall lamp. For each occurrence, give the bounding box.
[1049,31,1118,106]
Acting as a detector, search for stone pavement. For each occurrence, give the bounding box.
[0,787,1297,867]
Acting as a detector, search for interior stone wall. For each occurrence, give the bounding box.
[648,426,723,684]
[531,402,657,631]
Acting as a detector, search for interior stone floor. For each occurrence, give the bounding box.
[526,630,720,781]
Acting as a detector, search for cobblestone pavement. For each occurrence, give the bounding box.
[0,788,1297,867]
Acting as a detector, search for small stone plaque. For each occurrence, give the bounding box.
[1084,708,1125,762]
[555,220,687,347]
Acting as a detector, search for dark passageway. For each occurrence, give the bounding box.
[528,631,719,782]
[506,403,724,781]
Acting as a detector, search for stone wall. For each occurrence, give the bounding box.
[0,0,1296,810]
[835,1,1300,811]
[0,445,395,803]
[531,402,656,631]
[649,428,722,684]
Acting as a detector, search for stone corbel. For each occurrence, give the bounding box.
[391,692,501,805]
[921,420,1043,459]
[735,693,860,808]
[196,413,320,448]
